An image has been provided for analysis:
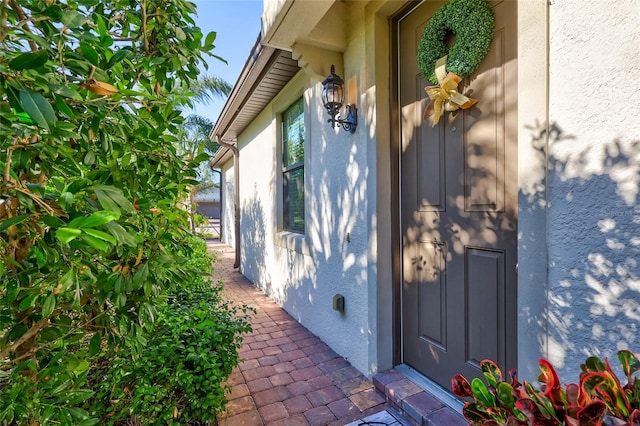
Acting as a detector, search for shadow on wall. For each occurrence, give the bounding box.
[530,121,640,379]
[241,188,270,290]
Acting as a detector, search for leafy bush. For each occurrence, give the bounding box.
[452,350,640,425]
[1,1,233,423]
[86,237,253,424]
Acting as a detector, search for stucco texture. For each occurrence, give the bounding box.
[546,0,640,380]
[233,69,375,377]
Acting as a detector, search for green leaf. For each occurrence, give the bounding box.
[54,95,76,119]
[82,228,116,245]
[79,42,99,66]
[92,185,135,214]
[204,31,217,47]
[144,280,153,297]
[19,89,56,131]
[14,111,35,124]
[77,419,100,426]
[39,326,63,341]
[0,214,30,232]
[104,222,137,247]
[19,294,38,311]
[70,210,119,228]
[108,48,132,69]
[481,359,502,387]
[56,389,94,404]
[618,350,640,380]
[59,192,74,211]
[149,57,166,66]
[95,14,107,37]
[50,84,83,100]
[471,377,496,408]
[80,234,109,251]
[56,227,82,244]
[40,215,64,228]
[89,333,102,356]
[42,294,56,317]
[61,10,87,28]
[132,263,149,290]
[8,50,48,70]
[496,382,516,407]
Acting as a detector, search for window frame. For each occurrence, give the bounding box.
[281,97,305,234]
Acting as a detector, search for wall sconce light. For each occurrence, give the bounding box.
[321,65,357,133]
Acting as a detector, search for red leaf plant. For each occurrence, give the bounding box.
[452,350,640,426]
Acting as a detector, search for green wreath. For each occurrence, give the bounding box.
[418,0,495,85]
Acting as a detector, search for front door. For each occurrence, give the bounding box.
[399,0,518,389]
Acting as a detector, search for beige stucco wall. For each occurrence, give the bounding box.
[225,0,640,385]
[544,0,640,381]
[519,0,640,382]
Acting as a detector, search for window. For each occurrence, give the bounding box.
[282,97,305,233]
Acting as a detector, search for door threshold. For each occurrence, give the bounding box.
[394,364,465,415]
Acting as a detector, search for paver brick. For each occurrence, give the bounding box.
[291,357,314,369]
[307,375,334,390]
[247,377,273,393]
[258,355,280,366]
[318,357,351,373]
[282,395,312,414]
[290,365,322,382]
[217,409,263,426]
[349,388,386,412]
[228,384,250,400]
[249,341,269,350]
[287,380,314,396]
[273,361,295,373]
[307,385,345,407]
[243,365,276,381]
[304,406,337,426]
[309,349,339,364]
[327,397,360,419]
[238,359,259,371]
[253,386,291,408]
[424,407,468,426]
[385,378,423,406]
[262,346,283,356]
[225,371,245,386]
[258,402,288,422]
[269,372,294,387]
[402,391,444,423]
[277,349,305,362]
[224,395,256,416]
[266,414,310,426]
[337,376,374,396]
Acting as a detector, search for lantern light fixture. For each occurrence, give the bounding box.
[321,65,357,133]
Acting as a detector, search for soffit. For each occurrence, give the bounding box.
[209,35,300,168]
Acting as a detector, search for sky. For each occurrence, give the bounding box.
[191,0,264,123]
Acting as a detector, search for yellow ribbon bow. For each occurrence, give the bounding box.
[424,56,477,127]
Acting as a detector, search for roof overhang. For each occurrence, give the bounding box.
[262,0,345,53]
[208,33,300,169]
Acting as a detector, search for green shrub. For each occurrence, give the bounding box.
[86,237,253,424]
[1,0,229,424]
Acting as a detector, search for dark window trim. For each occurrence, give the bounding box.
[282,97,305,234]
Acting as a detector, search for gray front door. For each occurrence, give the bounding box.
[399,0,518,389]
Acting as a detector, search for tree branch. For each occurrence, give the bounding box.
[0,0,9,43]
[7,0,38,51]
[0,317,50,361]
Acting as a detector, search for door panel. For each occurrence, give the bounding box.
[400,0,517,389]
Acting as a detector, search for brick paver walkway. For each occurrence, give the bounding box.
[208,241,392,426]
